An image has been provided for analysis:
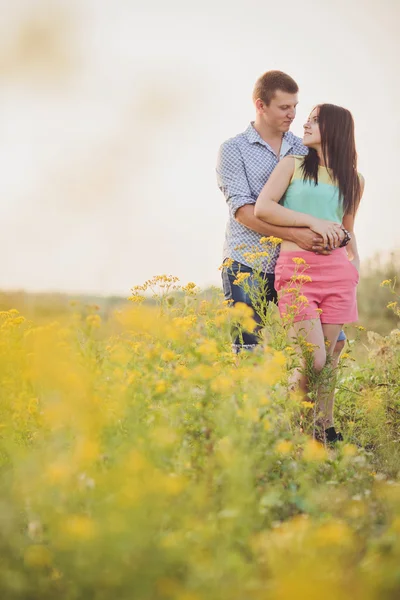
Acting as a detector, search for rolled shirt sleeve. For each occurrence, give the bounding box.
[216,141,255,219]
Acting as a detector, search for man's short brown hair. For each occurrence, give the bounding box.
[253,70,299,106]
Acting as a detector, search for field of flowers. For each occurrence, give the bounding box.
[0,274,399,599]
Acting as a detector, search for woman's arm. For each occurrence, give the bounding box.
[254,157,302,224]
[342,212,360,270]
[254,156,342,247]
[342,176,365,271]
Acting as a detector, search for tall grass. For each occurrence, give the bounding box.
[0,267,399,599]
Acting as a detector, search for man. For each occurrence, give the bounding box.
[217,70,346,357]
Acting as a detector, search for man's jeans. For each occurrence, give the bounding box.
[221,261,277,353]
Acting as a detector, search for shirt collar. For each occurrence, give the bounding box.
[245,122,294,156]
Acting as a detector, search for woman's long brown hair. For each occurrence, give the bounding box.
[301,104,361,215]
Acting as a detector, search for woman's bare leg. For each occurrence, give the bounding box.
[318,324,344,430]
[288,318,327,398]
[288,320,344,438]
[321,337,345,429]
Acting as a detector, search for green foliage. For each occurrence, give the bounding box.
[357,251,400,333]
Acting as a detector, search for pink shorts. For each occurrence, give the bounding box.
[274,248,359,324]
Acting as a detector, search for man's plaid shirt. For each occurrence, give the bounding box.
[216,123,307,273]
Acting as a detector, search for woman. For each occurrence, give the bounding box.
[254,103,364,443]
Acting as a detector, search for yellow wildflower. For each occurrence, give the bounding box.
[161,350,177,362]
[304,341,316,352]
[24,545,52,568]
[197,339,219,358]
[260,236,282,246]
[231,302,256,332]
[301,401,314,409]
[28,398,39,415]
[313,521,353,547]
[62,515,97,541]
[233,272,251,285]
[162,474,187,496]
[292,257,307,265]
[182,282,198,295]
[46,461,73,484]
[259,396,270,405]
[11,316,26,325]
[380,279,392,287]
[303,439,328,462]
[243,406,259,422]
[290,274,312,283]
[155,381,167,394]
[50,569,63,581]
[263,418,271,431]
[73,438,99,464]
[191,364,215,380]
[272,350,286,366]
[219,258,234,270]
[128,294,145,304]
[275,439,293,455]
[242,251,269,263]
[174,364,190,378]
[211,376,235,394]
[86,314,101,328]
[342,444,358,457]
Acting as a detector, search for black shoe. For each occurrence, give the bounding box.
[325,426,343,444]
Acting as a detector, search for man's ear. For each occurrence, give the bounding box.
[255,98,266,113]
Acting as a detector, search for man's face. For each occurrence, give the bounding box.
[260,91,298,133]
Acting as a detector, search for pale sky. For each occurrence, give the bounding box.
[0,0,399,295]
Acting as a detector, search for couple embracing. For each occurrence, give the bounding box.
[217,70,364,444]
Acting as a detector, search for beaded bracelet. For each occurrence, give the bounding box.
[339,227,352,248]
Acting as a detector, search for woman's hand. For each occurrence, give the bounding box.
[308,218,343,248]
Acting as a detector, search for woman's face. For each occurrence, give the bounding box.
[303,107,321,148]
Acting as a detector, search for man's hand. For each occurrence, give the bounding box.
[289,227,345,254]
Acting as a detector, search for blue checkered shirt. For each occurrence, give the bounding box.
[217,123,308,273]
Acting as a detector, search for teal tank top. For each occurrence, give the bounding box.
[281,156,344,223]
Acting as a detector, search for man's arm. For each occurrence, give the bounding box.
[236,204,327,250]
[216,140,257,218]
[217,140,295,240]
